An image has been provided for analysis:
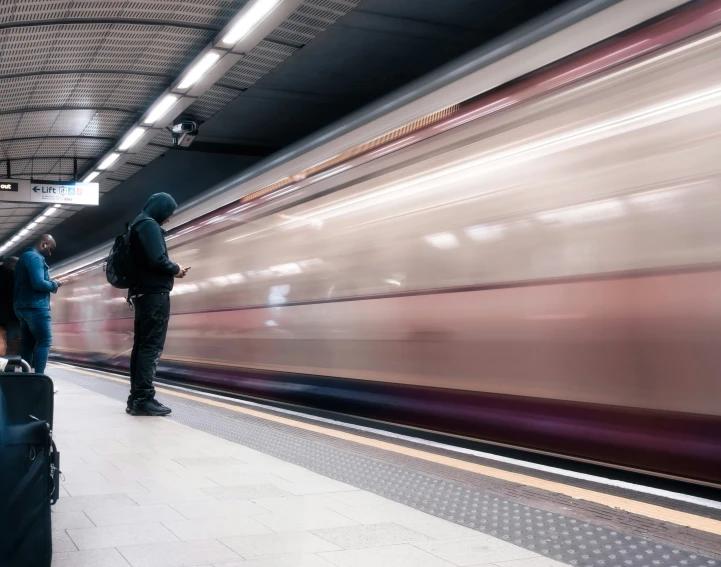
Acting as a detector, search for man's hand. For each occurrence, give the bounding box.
[174,265,189,279]
[52,279,63,288]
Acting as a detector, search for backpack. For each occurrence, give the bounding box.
[105,218,150,289]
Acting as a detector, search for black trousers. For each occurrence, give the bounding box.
[128,293,170,407]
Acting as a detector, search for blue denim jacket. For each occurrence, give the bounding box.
[13,247,58,310]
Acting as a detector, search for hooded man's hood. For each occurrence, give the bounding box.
[141,193,177,224]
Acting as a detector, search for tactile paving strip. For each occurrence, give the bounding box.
[53,367,720,567]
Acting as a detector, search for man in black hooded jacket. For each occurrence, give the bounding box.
[127,193,188,416]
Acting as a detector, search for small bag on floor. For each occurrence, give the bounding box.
[0,372,60,567]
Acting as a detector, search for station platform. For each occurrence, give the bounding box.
[48,364,721,567]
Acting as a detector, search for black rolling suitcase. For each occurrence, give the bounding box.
[0,367,61,567]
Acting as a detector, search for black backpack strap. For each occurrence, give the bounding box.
[49,437,60,506]
[125,218,152,310]
[129,217,152,231]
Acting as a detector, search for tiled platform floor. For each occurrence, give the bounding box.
[51,377,567,567]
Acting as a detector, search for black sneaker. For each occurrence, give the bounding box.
[130,399,171,417]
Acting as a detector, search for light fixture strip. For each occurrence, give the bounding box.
[97,153,120,170]
[221,0,282,46]
[142,94,179,125]
[178,51,221,90]
[118,127,147,151]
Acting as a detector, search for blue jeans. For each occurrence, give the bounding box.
[15,308,52,374]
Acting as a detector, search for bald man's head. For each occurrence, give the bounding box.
[33,234,57,259]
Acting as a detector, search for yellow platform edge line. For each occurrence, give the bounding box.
[55,364,721,537]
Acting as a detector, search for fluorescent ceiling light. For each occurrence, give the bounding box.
[53,204,62,209]
[118,127,147,151]
[44,207,58,217]
[97,153,120,170]
[19,229,29,236]
[143,94,179,125]
[83,171,100,183]
[178,52,221,89]
[27,222,38,229]
[221,0,281,45]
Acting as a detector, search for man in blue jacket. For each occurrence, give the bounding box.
[127,193,187,416]
[13,234,61,374]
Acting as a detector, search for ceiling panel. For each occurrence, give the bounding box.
[79,110,135,137]
[99,178,121,194]
[0,116,22,141]
[88,24,171,71]
[34,137,75,157]
[0,77,40,112]
[8,0,71,22]
[66,73,120,107]
[149,129,174,148]
[5,158,32,174]
[110,162,142,181]
[221,41,297,90]
[18,157,60,175]
[133,28,216,75]
[65,2,125,19]
[48,157,93,176]
[104,75,169,108]
[119,1,244,26]
[129,144,170,166]
[5,139,43,160]
[187,84,240,121]
[43,24,115,71]
[0,26,61,75]
[13,111,60,138]
[48,109,98,136]
[28,76,79,108]
[66,137,114,157]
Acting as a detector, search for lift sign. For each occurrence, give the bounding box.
[30,182,99,205]
[33,184,81,196]
[0,182,18,192]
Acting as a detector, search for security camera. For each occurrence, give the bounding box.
[171,119,199,148]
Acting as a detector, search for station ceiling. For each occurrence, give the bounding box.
[0,0,567,262]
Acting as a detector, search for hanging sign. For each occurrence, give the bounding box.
[0,180,21,193]
[30,181,99,205]
[0,179,29,202]
[0,179,99,205]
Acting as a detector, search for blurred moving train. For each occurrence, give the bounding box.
[50,0,721,485]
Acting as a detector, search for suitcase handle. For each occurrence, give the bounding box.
[1,356,32,372]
